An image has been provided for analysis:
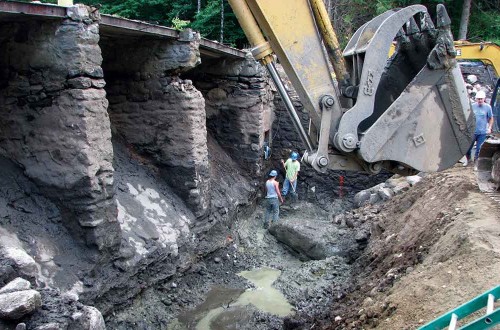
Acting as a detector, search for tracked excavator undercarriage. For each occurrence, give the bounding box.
[477,78,500,192]
[228,0,474,176]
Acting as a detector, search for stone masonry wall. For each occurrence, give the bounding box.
[100,33,210,218]
[189,54,275,177]
[0,6,120,250]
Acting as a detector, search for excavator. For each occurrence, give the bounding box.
[227,0,475,177]
[454,41,500,192]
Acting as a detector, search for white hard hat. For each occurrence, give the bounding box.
[467,75,478,84]
[475,90,486,99]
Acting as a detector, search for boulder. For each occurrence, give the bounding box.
[354,190,371,207]
[406,175,422,186]
[268,217,357,261]
[0,278,31,294]
[69,306,106,330]
[0,289,41,320]
[377,187,393,201]
[392,181,410,195]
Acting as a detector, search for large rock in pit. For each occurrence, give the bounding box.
[268,217,358,261]
[69,306,106,330]
[0,289,41,320]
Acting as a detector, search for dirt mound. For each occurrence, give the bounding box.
[318,166,500,329]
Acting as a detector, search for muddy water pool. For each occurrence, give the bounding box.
[168,267,293,329]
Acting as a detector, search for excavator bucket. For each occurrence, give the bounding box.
[337,5,474,173]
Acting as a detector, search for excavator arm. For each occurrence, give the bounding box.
[228,0,474,175]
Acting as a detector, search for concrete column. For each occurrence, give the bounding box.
[101,34,211,217]
[193,54,275,176]
[0,5,120,250]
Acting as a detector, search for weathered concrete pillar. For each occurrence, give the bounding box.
[0,5,120,250]
[192,54,275,176]
[101,33,210,217]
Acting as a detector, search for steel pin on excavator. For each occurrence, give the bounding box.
[228,0,474,176]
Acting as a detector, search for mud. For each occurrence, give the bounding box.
[106,165,500,330]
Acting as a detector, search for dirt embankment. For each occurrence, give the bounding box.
[317,166,500,329]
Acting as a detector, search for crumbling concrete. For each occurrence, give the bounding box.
[190,53,275,176]
[100,34,211,218]
[0,5,120,251]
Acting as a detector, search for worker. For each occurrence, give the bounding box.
[281,151,300,200]
[263,170,283,229]
[464,90,493,168]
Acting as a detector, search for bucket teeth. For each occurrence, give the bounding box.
[436,4,452,28]
[420,12,435,32]
[339,4,473,172]
[407,16,420,37]
[427,5,456,69]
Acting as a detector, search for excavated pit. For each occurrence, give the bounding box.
[0,4,393,330]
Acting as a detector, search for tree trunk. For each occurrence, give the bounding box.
[220,0,224,43]
[458,0,472,40]
[197,0,201,14]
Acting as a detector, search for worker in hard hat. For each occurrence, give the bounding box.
[263,170,284,229]
[464,90,493,168]
[281,151,301,200]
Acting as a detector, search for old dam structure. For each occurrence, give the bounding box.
[0,2,383,329]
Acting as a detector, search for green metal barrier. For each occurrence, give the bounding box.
[418,285,500,330]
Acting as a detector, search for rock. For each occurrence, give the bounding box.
[16,323,27,330]
[214,257,222,264]
[406,175,422,186]
[34,323,64,330]
[0,289,41,320]
[392,182,410,194]
[69,306,106,330]
[66,5,90,21]
[269,217,358,260]
[67,77,92,89]
[377,188,393,201]
[384,178,399,188]
[354,230,370,243]
[62,291,79,302]
[333,214,344,225]
[362,297,374,307]
[0,232,38,278]
[369,193,380,204]
[0,278,31,294]
[354,191,370,207]
[371,222,385,238]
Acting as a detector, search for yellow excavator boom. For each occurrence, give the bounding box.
[228,0,475,175]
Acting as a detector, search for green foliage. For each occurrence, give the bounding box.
[468,4,500,43]
[171,17,190,31]
[21,0,497,48]
[190,0,246,46]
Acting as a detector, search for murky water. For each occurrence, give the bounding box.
[237,267,294,317]
[168,267,294,330]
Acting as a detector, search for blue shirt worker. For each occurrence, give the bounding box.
[264,170,283,229]
[281,151,301,200]
[465,90,493,167]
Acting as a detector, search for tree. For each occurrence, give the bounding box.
[458,0,472,40]
[220,0,224,43]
